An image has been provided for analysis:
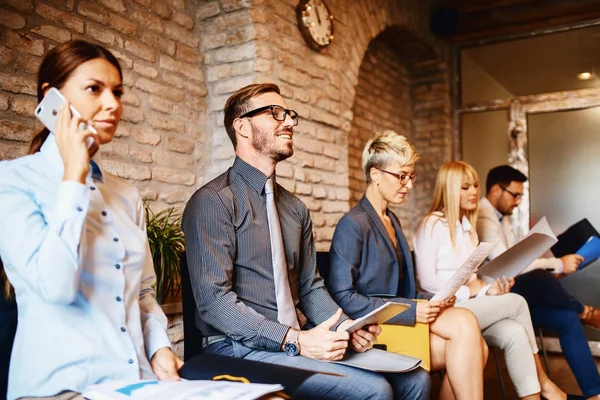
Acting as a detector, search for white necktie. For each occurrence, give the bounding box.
[265,178,299,329]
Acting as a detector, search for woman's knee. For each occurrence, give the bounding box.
[491,320,530,350]
[503,292,529,313]
[438,307,480,338]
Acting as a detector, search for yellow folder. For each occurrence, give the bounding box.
[377,321,431,371]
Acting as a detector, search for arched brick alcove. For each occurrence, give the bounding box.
[348,26,451,238]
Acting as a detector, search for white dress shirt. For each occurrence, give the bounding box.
[0,135,172,399]
[477,197,563,274]
[414,212,489,302]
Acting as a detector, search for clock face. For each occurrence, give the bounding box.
[297,0,334,50]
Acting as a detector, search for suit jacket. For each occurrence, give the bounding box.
[328,196,417,326]
[477,197,562,273]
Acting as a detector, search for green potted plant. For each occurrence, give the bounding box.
[145,202,185,304]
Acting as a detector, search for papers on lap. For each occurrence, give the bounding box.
[576,236,600,270]
[478,217,558,283]
[83,379,284,400]
[430,242,497,301]
[332,348,422,373]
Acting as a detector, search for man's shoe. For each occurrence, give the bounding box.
[580,305,600,330]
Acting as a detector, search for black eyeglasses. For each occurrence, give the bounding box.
[239,105,299,126]
[500,185,523,200]
[378,169,417,185]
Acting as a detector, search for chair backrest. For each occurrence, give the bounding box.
[180,252,204,362]
[0,258,17,400]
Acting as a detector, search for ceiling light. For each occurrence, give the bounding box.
[577,72,593,80]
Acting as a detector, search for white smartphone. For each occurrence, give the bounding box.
[35,87,97,148]
[344,302,411,334]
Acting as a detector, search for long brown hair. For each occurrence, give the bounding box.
[3,41,123,299]
[29,40,123,154]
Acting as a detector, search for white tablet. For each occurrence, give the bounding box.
[344,302,411,334]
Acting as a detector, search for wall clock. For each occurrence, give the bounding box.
[296,0,334,51]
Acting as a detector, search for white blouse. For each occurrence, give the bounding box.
[413,212,488,302]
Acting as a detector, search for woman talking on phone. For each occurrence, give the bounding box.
[0,40,182,400]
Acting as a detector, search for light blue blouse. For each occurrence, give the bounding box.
[0,135,171,399]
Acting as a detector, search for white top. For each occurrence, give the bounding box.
[0,135,171,399]
[413,212,489,302]
[477,197,563,274]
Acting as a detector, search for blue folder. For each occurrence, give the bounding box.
[576,236,600,269]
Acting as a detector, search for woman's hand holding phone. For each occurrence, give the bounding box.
[56,100,98,184]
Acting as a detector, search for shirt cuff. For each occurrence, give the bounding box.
[554,258,564,274]
[145,321,174,361]
[455,286,471,303]
[255,319,291,351]
[55,181,90,221]
[476,284,492,298]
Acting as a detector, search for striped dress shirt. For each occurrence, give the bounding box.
[183,157,347,352]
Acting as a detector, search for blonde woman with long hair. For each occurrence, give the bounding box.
[414,161,568,400]
[329,132,488,400]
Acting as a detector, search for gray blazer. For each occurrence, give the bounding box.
[328,196,417,326]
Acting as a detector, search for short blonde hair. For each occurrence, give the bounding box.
[362,131,419,184]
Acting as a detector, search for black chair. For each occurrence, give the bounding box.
[178,252,317,396]
[180,252,204,362]
[0,259,17,400]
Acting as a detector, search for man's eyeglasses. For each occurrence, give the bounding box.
[239,105,299,126]
[378,169,417,185]
[500,185,523,200]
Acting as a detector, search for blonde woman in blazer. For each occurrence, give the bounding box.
[329,132,487,400]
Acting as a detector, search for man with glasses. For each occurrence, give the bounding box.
[478,165,600,399]
[182,83,431,399]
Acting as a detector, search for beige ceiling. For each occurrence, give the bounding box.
[462,25,600,97]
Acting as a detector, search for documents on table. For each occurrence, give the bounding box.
[83,379,284,400]
[332,348,422,373]
[430,242,497,301]
[478,216,558,283]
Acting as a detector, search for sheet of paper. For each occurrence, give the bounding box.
[332,348,422,373]
[478,216,558,283]
[344,302,410,334]
[83,379,284,400]
[576,236,600,270]
[430,242,497,301]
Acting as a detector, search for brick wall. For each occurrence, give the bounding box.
[0,0,207,211]
[0,0,450,247]
[198,0,449,249]
[410,57,453,232]
[348,40,452,239]
[348,39,415,230]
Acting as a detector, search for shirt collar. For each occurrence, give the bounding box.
[40,134,104,182]
[232,156,272,194]
[460,216,472,233]
[482,197,504,221]
[434,211,472,233]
